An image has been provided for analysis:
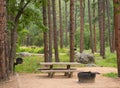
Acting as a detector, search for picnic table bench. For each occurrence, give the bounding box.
[38,62,80,78]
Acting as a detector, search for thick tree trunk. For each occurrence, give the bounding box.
[59,0,63,49]
[80,0,84,53]
[0,0,9,81]
[70,0,75,62]
[52,0,59,62]
[113,0,120,77]
[48,0,52,62]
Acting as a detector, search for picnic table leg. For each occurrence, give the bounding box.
[50,65,53,69]
[67,72,73,78]
[64,65,70,76]
[48,72,54,78]
[48,72,51,77]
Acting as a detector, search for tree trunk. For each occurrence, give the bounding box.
[9,24,18,74]
[48,0,52,62]
[98,0,105,58]
[0,0,9,81]
[80,0,84,53]
[43,0,49,62]
[9,1,30,74]
[93,0,97,52]
[113,0,120,77]
[75,0,78,31]
[59,0,63,49]
[70,0,75,62]
[106,0,113,53]
[88,0,94,53]
[65,1,68,47]
[52,0,59,62]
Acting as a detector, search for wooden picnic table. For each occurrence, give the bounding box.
[39,62,80,78]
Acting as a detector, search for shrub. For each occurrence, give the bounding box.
[18,46,44,54]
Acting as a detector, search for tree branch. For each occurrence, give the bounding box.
[14,0,30,24]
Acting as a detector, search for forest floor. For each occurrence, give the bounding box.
[0,67,120,88]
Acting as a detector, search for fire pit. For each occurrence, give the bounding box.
[77,71,100,83]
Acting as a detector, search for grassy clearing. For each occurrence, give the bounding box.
[15,47,117,73]
[95,50,117,67]
[103,72,118,78]
[15,55,44,73]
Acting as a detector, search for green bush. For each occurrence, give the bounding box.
[18,46,44,54]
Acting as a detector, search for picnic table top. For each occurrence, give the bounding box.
[40,62,80,65]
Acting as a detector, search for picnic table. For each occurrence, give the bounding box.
[38,62,80,78]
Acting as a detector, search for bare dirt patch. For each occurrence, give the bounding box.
[0,75,19,88]
[1,67,120,88]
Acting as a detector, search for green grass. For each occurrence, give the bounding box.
[15,53,70,73]
[95,49,117,67]
[15,55,44,73]
[18,46,44,54]
[103,72,118,78]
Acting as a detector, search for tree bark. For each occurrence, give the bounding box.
[52,0,59,62]
[0,0,9,81]
[98,0,105,58]
[106,0,113,52]
[80,0,84,53]
[65,1,68,47]
[48,0,52,62]
[70,0,75,62]
[113,0,120,77]
[42,0,49,62]
[59,0,63,49]
[75,0,78,31]
[93,0,97,52]
[88,0,94,53]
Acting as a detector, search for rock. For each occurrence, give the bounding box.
[75,52,95,64]
[18,52,31,57]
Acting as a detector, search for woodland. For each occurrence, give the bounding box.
[0,0,120,82]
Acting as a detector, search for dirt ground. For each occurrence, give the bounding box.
[0,67,120,88]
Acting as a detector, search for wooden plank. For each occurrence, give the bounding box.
[38,68,76,70]
[40,69,77,73]
[40,62,80,65]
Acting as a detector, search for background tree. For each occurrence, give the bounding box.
[64,0,69,47]
[106,0,113,53]
[52,0,59,62]
[42,0,49,62]
[92,0,97,52]
[98,0,105,58]
[59,0,63,49]
[70,0,75,62]
[88,0,94,53]
[48,0,52,62]
[80,0,84,53]
[7,0,31,74]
